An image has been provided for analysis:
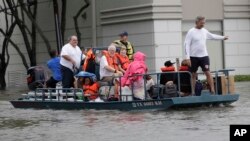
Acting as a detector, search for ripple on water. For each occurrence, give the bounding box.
[0,82,249,141]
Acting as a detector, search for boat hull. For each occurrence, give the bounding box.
[10,94,239,110]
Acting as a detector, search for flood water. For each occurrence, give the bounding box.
[0,82,250,141]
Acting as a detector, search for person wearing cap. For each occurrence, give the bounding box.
[184,16,228,94]
[113,31,135,61]
[160,60,176,85]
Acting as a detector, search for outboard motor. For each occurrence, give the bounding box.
[27,66,46,90]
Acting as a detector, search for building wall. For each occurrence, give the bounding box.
[1,0,250,86]
[182,0,223,20]
[223,0,250,75]
[152,0,183,72]
[97,0,155,71]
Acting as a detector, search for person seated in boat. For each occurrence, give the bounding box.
[160,60,176,85]
[116,46,130,74]
[99,44,123,99]
[82,48,95,74]
[146,75,155,99]
[121,51,148,100]
[175,59,192,96]
[146,75,155,91]
[74,77,84,88]
[82,77,100,101]
[46,49,62,88]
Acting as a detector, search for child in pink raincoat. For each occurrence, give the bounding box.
[121,51,148,100]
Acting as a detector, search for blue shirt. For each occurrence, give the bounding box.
[47,57,62,81]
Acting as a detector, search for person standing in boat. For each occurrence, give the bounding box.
[60,35,82,88]
[113,31,135,61]
[184,16,228,94]
[46,50,62,88]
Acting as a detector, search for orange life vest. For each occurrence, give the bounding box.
[82,48,95,71]
[161,66,175,72]
[116,54,130,70]
[102,50,119,70]
[179,66,189,71]
[83,82,99,100]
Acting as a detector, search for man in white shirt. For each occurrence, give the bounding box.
[184,16,228,94]
[60,35,82,88]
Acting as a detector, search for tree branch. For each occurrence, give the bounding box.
[0,28,29,69]
[73,0,90,47]
[19,0,52,52]
[61,0,67,43]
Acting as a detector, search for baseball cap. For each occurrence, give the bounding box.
[164,60,175,67]
[119,31,128,36]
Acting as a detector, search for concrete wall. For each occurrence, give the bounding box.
[224,19,250,75]
[223,0,250,75]
[98,0,155,71]
[1,0,250,86]
[182,0,223,20]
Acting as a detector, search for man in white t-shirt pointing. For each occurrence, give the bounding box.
[184,16,228,94]
[60,35,82,88]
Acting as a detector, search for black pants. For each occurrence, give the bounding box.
[61,65,74,88]
[46,77,59,88]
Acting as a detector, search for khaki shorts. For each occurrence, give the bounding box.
[101,73,122,84]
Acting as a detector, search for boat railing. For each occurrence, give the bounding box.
[129,68,235,100]
[212,69,235,95]
[128,71,193,100]
[197,68,235,95]
[26,88,83,102]
[23,69,235,102]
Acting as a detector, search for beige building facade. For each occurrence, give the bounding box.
[1,0,250,85]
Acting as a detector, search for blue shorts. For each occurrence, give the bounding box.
[190,56,210,72]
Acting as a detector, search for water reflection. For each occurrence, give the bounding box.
[0,119,38,129]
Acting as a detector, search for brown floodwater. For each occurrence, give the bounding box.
[0,82,250,141]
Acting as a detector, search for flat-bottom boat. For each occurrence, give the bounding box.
[10,69,239,111]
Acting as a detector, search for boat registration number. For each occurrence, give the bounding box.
[132,101,162,108]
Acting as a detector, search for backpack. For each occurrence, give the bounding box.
[163,82,178,98]
[149,84,165,99]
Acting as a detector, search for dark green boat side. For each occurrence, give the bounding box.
[10,93,239,110]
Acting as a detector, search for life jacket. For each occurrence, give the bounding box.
[179,66,189,71]
[161,66,175,72]
[160,66,176,85]
[113,40,134,60]
[102,50,119,70]
[83,82,99,100]
[82,48,95,71]
[116,54,130,71]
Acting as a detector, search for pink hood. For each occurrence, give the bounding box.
[121,52,147,87]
